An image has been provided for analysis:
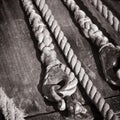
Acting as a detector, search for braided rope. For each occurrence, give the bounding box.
[21,0,87,114]
[34,0,119,119]
[88,0,120,33]
[0,88,25,120]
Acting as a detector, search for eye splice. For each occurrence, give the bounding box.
[33,0,119,119]
[21,0,87,117]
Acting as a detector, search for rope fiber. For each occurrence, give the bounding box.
[33,0,119,119]
[0,0,118,119]
[21,0,87,115]
[88,0,120,33]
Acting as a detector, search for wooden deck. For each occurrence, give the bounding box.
[0,0,120,119]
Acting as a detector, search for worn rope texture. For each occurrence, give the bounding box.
[21,0,87,113]
[0,88,25,120]
[63,0,111,48]
[34,0,119,119]
[88,0,120,33]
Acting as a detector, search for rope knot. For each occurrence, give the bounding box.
[42,63,80,112]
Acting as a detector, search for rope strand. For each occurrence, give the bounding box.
[0,88,25,120]
[34,0,119,119]
[62,0,120,86]
[88,0,120,33]
[62,0,111,48]
[21,0,87,114]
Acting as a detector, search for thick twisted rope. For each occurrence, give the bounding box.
[21,0,87,114]
[0,88,25,120]
[88,0,120,33]
[34,0,119,119]
[62,0,120,86]
[63,0,110,48]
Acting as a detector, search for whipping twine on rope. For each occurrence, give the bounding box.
[32,0,119,119]
[88,0,120,33]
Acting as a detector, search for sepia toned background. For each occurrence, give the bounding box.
[0,0,120,119]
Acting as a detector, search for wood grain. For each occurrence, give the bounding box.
[0,0,120,119]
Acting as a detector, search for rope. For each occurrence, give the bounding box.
[0,88,25,120]
[21,0,87,115]
[62,0,120,86]
[88,0,120,33]
[63,0,111,48]
[33,0,119,119]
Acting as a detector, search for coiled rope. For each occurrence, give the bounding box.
[88,0,120,33]
[34,0,119,119]
[0,88,25,120]
[21,0,87,114]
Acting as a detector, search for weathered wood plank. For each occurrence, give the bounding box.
[0,20,52,116]
[26,112,62,120]
[0,0,120,119]
[0,0,55,116]
[26,105,94,120]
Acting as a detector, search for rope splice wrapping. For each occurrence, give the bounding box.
[0,88,25,120]
[21,0,87,115]
[88,0,120,33]
[34,0,119,119]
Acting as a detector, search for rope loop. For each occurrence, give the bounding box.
[21,0,87,116]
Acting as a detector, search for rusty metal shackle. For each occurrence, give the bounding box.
[42,64,86,116]
[99,43,120,86]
